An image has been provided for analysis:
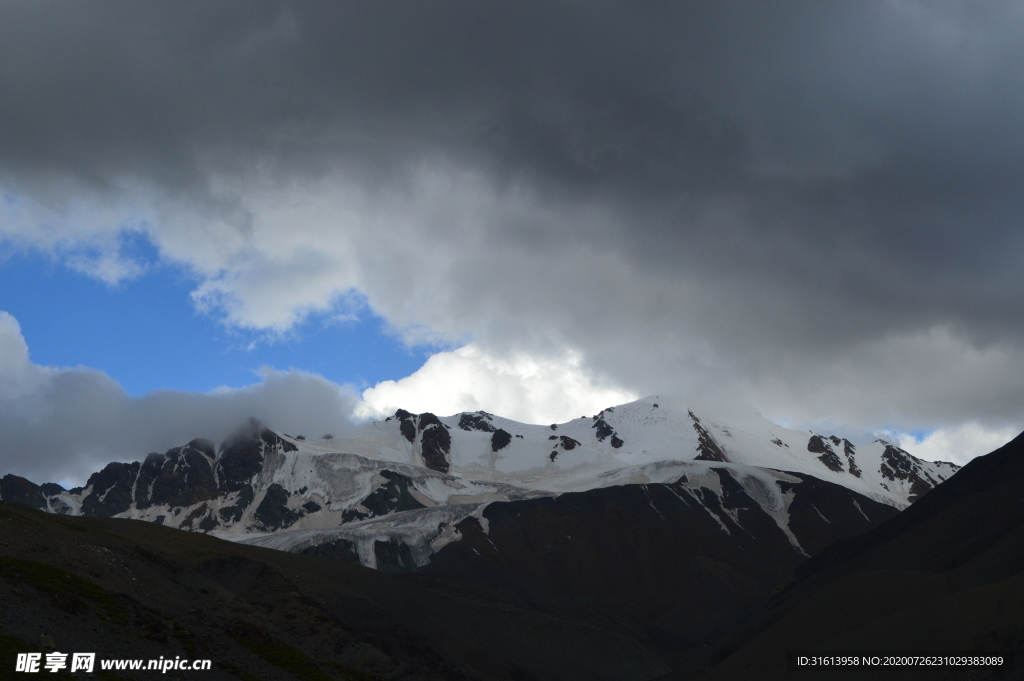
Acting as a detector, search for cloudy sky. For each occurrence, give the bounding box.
[2,0,1022,484]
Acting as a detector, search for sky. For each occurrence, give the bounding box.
[2,0,1023,485]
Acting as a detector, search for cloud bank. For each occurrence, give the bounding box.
[0,312,360,486]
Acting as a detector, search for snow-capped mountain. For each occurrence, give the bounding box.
[0,396,958,573]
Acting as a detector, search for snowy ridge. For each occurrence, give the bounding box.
[6,395,959,571]
[310,395,956,508]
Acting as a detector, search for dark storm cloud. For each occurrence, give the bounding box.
[2,0,1023,440]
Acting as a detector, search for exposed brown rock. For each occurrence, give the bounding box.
[880,443,934,501]
[808,435,844,473]
[689,411,728,462]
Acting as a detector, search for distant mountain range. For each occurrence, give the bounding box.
[0,397,959,652]
[1,396,955,569]
[4,396,1021,680]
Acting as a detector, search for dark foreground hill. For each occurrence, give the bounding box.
[420,469,897,647]
[0,502,673,681]
[0,463,899,681]
[669,431,1024,681]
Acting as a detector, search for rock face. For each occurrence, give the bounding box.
[807,435,844,472]
[0,475,47,511]
[14,419,314,533]
[386,410,453,472]
[879,443,936,502]
[253,483,301,531]
[81,462,140,517]
[458,412,495,432]
[137,439,218,509]
[489,428,512,452]
[416,412,452,473]
[591,408,625,448]
[690,411,729,462]
[359,470,427,517]
[392,409,418,443]
[218,420,295,494]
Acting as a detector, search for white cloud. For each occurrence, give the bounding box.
[0,188,152,285]
[0,311,360,487]
[356,343,638,424]
[890,423,1021,466]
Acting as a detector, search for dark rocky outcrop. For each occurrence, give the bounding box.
[0,474,47,511]
[197,513,219,532]
[558,435,581,450]
[393,409,418,443]
[417,413,451,474]
[178,502,210,530]
[490,428,512,452]
[880,443,934,501]
[218,484,255,523]
[807,435,844,473]
[690,411,728,462]
[342,507,369,523]
[253,483,301,531]
[81,462,141,517]
[136,440,218,510]
[458,412,495,432]
[39,482,65,497]
[592,418,615,441]
[399,419,416,443]
[841,439,861,477]
[360,470,426,516]
[805,435,828,454]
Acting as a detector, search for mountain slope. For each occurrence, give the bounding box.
[0,501,673,681]
[238,460,900,655]
[420,467,898,645]
[676,430,1024,680]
